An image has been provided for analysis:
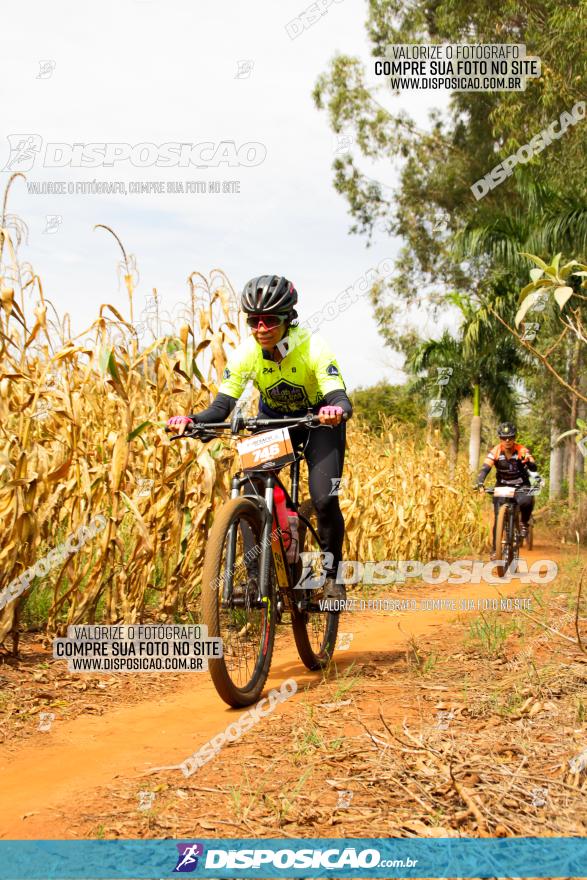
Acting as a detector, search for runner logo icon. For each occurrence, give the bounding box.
[3,134,42,171]
[173,843,204,872]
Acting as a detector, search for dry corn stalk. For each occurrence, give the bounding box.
[0,212,484,646]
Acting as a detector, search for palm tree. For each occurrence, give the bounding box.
[453,183,587,497]
[406,317,522,472]
[407,331,468,468]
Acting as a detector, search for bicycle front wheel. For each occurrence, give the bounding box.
[201,496,276,707]
[495,504,514,578]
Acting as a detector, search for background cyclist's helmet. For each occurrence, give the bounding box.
[498,421,517,439]
[241,275,298,316]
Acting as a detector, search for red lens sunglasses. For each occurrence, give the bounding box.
[246,314,288,330]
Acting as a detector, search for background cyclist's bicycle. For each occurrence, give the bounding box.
[484,485,535,577]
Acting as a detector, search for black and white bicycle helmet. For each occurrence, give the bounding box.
[497,421,517,439]
[240,275,298,315]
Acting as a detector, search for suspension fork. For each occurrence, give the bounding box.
[222,473,246,603]
[258,473,276,600]
[507,501,516,547]
[512,503,521,554]
[502,502,518,572]
[290,458,301,508]
[221,471,278,604]
[497,500,512,558]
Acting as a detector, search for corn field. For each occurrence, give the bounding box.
[339,418,485,564]
[0,186,484,648]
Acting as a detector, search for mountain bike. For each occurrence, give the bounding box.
[169,412,343,707]
[484,486,531,578]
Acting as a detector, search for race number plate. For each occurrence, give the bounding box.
[237,427,295,472]
[494,486,516,498]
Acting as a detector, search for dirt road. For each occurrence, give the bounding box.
[0,541,568,839]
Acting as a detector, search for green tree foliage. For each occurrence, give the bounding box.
[315,0,587,490]
[351,381,427,431]
[314,0,587,307]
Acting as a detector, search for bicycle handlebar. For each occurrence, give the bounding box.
[482,486,534,496]
[165,410,349,440]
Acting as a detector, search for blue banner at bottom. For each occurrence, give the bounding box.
[1,838,586,879]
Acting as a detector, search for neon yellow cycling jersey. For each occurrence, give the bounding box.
[219,325,346,415]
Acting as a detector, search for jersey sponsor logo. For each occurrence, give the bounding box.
[222,368,231,380]
[326,363,339,376]
[488,440,534,488]
[266,379,310,409]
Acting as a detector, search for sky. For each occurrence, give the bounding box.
[2,0,452,391]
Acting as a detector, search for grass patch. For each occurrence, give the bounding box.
[406,635,439,676]
[331,661,361,700]
[466,612,521,658]
[293,706,324,759]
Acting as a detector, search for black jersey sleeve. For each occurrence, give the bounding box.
[189,393,237,424]
[476,463,491,485]
[323,389,353,418]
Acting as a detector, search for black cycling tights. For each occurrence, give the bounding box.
[244,423,346,580]
[290,422,346,579]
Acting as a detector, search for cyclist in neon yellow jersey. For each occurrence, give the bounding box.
[217,321,348,414]
[167,275,352,603]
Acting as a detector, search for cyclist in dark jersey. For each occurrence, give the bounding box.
[167,274,351,602]
[476,422,541,559]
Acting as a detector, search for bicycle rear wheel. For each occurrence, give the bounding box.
[201,497,276,707]
[495,503,514,578]
[290,500,339,670]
